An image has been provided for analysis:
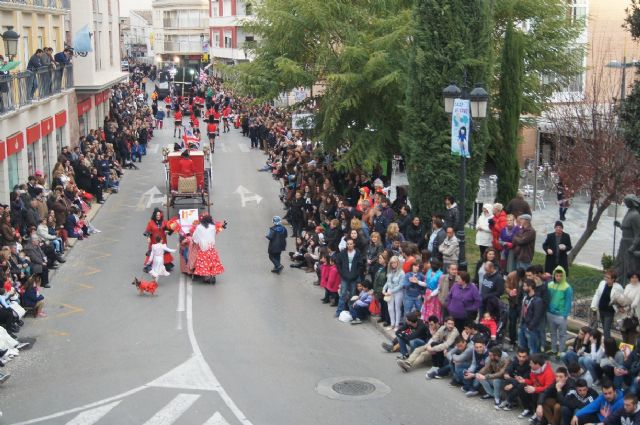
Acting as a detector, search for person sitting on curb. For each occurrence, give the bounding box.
[349,281,372,325]
[605,393,640,425]
[516,353,556,421]
[382,315,439,355]
[561,379,598,425]
[460,338,490,397]
[397,316,459,373]
[532,366,575,425]
[570,380,623,425]
[426,335,473,384]
[395,311,432,360]
[499,347,531,411]
[476,346,511,406]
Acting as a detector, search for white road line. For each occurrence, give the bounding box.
[237,144,250,153]
[11,386,147,425]
[186,277,254,425]
[141,393,200,425]
[203,412,231,425]
[176,273,185,330]
[64,401,121,425]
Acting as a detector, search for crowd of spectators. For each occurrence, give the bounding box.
[230,90,640,424]
[0,66,155,386]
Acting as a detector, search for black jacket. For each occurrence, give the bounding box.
[522,293,545,331]
[267,224,287,254]
[542,231,573,275]
[396,319,430,343]
[562,387,598,412]
[537,378,576,406]
[336,249,364,282]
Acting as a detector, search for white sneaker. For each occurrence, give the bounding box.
[518,409,532,419]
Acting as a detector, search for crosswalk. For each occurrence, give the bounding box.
[41,391,234,425]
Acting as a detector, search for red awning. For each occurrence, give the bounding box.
[77,98,92,116]
[55,110,67,128]
[26,124,41,145]
[6,132,24,157]
[41,117,54,137]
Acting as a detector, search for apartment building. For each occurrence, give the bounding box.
[69,0,127,140]
[518,0,640,166]
[120,9,153,60]
[152,0,208,69]
[209,0,256,64]
[0,0,73,204]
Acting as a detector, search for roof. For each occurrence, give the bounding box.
[130,9,153,25]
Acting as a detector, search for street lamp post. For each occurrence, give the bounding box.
[1,27,20,60]
[442,80,489,270]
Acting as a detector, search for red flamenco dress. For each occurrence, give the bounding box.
[191,220,225,277]
[144,208,174,271]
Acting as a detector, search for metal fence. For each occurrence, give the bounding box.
[0,64,73,115]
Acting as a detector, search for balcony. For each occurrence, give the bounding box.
[0,64,73,117]
[162,18,209,29]
[162,41,205,53]
[0,0,70,10]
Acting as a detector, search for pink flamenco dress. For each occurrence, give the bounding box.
[421,269,443,322]
[191,222,225,278]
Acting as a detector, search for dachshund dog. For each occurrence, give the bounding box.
[132,277,158,295]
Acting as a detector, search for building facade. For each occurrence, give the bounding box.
[120,9,153,60]
[518,0,640,167]
[0,0,73,204]
[69,0,127,142]
[152,0,208,66]
[209,0,256,64]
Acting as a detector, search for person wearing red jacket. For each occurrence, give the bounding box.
[320,255,340,305]
[515,353,556,420]
[490,203,507,251]
[173,109,183,138]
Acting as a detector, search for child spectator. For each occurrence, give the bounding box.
[349,281,372,325]
[480,311,498,341]
[320,255,339,306]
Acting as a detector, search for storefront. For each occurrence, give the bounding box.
[26,123,41,177]
[41,116,55,177]
[6,132,24,191]
[55,110,68,157]
[77,97,93,137]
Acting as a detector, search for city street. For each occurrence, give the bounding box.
[1,122,522,425]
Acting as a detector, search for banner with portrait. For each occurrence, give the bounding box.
[451,98,471,158]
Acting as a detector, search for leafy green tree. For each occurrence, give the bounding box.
[400,0,492,219]
[494,21,524,204]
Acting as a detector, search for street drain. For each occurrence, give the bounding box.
[317,377,390,401]
[332,380,376,396]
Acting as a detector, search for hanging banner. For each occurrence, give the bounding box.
[451,98,471,158]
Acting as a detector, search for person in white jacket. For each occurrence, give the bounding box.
[612,271,640,343]
[383,256,406,331]
[475,203,493,258]
[591,269,624,339]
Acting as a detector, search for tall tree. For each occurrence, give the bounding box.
[621,0,640,158]
[400,0,492,219]
[495,20,524,204]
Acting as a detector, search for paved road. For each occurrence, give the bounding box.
[1,121,523,425]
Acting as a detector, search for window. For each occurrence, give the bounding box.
[42,134,51,177]
[27,143,37,176]
[223,0,231,16]
[56,127,65,157]
[224,32,232,48]
[245,2,252,16]
[7,154,19,191]
[38,27,45,49]
[22,33,30,66]
[212,1,219,17]
[571,0,587,22]
[214,32,220,48]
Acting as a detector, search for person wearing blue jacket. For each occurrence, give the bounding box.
[350,281,373,324]
[571,381,624,425]
[402,261,425,315]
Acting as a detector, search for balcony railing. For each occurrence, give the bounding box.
[0,64,73,116]
[162,41,204,53]
[0,0,70,9]
[162,18,209,29]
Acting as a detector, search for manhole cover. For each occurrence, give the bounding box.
[332,380,376,396]
[316,376,390,400]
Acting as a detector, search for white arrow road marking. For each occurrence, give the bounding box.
[137,186,165,210]
[64,401,121,425]
[234,185,263,207]
[237,143,250,153]
[10,277,254,425]
[141,393,200,425]
[203,412,231,425]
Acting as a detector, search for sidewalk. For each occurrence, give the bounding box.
[476,185,623,269]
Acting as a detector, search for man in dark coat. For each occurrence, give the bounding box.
[542,221,573,276]
[266,215,287,274]
[335,238,364,317]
